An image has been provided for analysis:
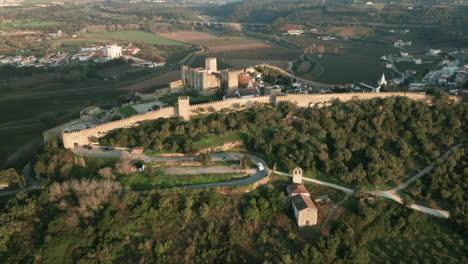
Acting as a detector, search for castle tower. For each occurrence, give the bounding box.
[177,96,190,120]
[181,66,189,87]
[292,167,303,184]
[205,57,217,73]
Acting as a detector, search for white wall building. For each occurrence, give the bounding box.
[104,44,122,59]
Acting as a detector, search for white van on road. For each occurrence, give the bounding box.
[257,163,264,172]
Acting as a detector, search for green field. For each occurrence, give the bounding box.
[193,133,244,151]
[292,53,324,79]
[119,171,249,190]
[0,62,175,169]
[82,31,185,45]
[0,20,63,30]
[314,42,397,84]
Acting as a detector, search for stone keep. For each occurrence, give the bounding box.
[292,167,303,184]
[205,57,217,72]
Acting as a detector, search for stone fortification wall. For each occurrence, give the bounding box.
[275,92,436,107]
[61,92,458,149]
[190,95,272,113]
[62,106,176,148]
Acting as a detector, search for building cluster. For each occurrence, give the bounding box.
[421,60,467,86]
[317,35,336,41]
[0,0,21,7]
[394,39,412,47]
[0,53,71,67]
[286,29,304,36]
[172,57,264,99]
[387,29,411,34]
[287,168,318,227]
[0,43,165,68]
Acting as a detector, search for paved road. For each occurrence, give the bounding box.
[4,144,459,219]
[73,147,270,189]
[164,165,254,175]
[187,154,269,189]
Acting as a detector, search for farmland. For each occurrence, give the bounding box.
[158,31,219,43]
[81,31,185,45]
[189,47,301,70]
[0,61,176,169]
[160,31,271,53]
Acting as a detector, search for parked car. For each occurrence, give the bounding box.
[104,147,114,152]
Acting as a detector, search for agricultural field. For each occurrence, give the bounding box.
[0,20,64,31]
[160,30,271,53]
[81,31,185,45]
[158,31,219,43]
[189,47,301,70]
[327,26,372,38]
[286,36,399,84]
[0,61,176,169]
[292,53,323,80]
[192,37,270,53]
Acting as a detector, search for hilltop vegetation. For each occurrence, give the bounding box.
[2,175,467,263]
[403,145,468,226]
[100,96,466,188]
[2,95,467,264]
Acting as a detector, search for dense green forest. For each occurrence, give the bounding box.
[1,178,466,263]
[404,145,467,227]
[100,96,466,188]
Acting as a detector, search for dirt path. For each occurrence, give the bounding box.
[277,144,462,219]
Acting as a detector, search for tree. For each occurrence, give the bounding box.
[0,168,25,189]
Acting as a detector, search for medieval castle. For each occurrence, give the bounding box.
[171,57,261,98]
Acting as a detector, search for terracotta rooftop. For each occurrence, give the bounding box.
[237,88,259,97]
[291,194,317,211]
[287,184,309,196]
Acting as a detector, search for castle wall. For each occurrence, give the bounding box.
[61,92,459,149]
[62,106,177,148]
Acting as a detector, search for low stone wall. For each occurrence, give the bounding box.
[61,92,459,149]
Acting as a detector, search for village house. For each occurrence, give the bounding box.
[287,29,304,36]
[428,49,442,56]
[394,39,412,47]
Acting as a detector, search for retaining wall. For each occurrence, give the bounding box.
[61,92,458,149]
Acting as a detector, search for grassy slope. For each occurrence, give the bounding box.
[119,172,249,190]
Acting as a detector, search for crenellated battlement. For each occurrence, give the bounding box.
[61,92,459,148]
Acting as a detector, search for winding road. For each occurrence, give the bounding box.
[1,144,461,219]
